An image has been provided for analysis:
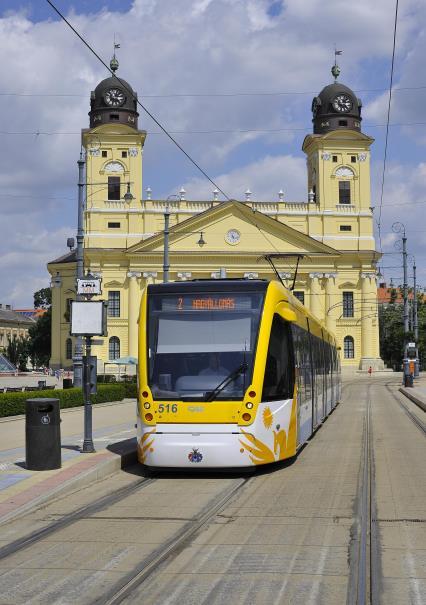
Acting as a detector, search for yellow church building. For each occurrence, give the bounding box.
[48,61,383,372]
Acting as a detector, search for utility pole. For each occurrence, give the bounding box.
[413,259,420,376]
[163,204,170,284]
[402,230,409,334]
[73,149,85,387]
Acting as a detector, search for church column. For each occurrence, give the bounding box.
[309,273,323,320]
[360,272,376,367]
[127,272,141,358]
[324,273,337,334]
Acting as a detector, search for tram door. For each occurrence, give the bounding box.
[308,325,319,429]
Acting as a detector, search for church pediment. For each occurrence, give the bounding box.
[103,279,124,287]
[126,201,340,258]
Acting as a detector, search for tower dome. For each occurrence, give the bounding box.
[89,57,139,129]
[311,64,362,134]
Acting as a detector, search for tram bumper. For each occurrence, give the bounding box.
[138,424,255,468]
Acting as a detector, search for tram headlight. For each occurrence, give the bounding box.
[245,402,253,409]
[145,413,153,422]
[242,412,251,422]
[143,402,151,409]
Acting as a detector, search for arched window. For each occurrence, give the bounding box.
[344,336,354,359]
[109,336,120,360]
[66,338,73,360]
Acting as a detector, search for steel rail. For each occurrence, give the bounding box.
[0,477,156,561]
[347,382,379,605]
[99,477,251,605]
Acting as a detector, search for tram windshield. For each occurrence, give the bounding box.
[147,291,264,400]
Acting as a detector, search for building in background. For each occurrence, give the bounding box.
[0,304,35,352]
[48,59,384,371]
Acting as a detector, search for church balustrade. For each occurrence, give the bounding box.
[334,204,356,213]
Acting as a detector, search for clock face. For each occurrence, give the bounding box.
[332,94,352,113]
[225,229,241,245]
[104,88,125,107]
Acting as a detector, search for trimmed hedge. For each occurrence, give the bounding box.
[0,384,133,418]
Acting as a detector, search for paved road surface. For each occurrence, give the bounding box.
[0,375,424,605]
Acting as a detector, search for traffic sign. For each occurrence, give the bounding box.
[77,278,102,296]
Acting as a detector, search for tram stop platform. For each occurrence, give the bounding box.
[399,378,426,412]
[0,399,137,525]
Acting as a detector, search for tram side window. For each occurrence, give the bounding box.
[263,315,295,401]
[291,323,311,406]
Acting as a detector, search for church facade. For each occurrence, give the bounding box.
[48,60,384,372]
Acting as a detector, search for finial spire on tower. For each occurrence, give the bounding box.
[331,47,342,82]
[110,35,120,73]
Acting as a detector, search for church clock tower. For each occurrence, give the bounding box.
[82,55,146,250]
[302,61,383,370]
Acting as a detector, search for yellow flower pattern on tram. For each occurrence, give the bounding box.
[138,430,155,464]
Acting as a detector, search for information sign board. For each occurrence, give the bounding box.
[70,301,107,336]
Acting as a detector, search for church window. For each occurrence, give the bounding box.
[351,155,356,163]
[344,336,355,359]
[110,114,119,120]
[121,151,127,158]
[109,336,120,360]
[66,338,73,360]
[343,292,354,318]
[340,225,352,231]
[65,298,73,322]
[102,150,107,158]
[332,155,338,162]
[108,222,121,229]
[293,291,305,305]
[108,177,121,200]
[339,181,351,204]
[108,291,120,317]
[338,120,348,126]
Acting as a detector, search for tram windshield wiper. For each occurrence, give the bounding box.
[204,362,248,402]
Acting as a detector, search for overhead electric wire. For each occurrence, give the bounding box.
[377,0,399,260]
[2,84,426,99]
[3,119,426,137]
[45,0,230,201]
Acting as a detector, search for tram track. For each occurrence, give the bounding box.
[347,382,380,605]
[0,476,157,561]
[97,476,250,605]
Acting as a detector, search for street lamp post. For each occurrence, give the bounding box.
[73,149,86,387]
[393,222,411,384]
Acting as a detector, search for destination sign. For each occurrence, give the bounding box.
[161,295,253,312]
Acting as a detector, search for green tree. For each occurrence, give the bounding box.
[379,288,426,370]
[28,287,52,368]
[6,335,30,371]
[34,287,52,309]
[28,308,51,368]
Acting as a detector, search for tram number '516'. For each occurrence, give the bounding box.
[158,404,178,414]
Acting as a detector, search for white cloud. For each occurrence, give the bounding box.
[1,0,426,306]
[179,153,306,200]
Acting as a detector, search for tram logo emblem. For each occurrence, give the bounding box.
[188,448,203,463]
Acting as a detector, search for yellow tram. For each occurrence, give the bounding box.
[137,279,341,468]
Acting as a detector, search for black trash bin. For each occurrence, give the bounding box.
[63,378,73,389]
[25,398,61,470]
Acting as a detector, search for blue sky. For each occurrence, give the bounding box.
[1,0,426,305]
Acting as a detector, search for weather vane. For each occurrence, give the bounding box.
[332,46,342,82]
[110,34,120,73]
